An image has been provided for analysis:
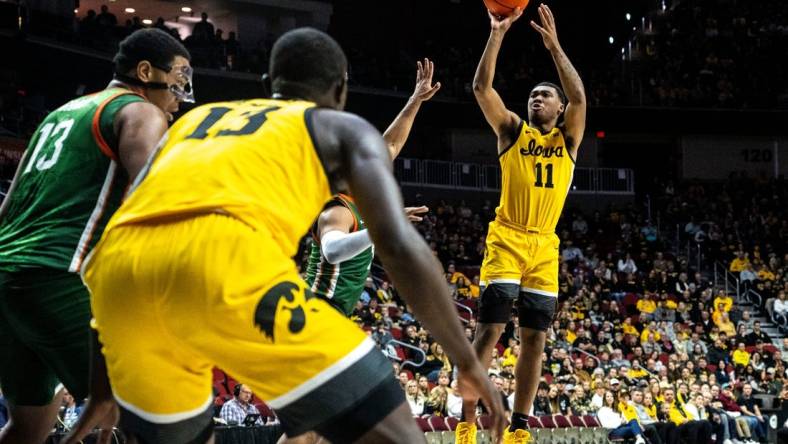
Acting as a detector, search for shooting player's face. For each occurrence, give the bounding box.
[528,85,564,125]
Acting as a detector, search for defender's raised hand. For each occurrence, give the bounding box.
[530,4,561,51]
[489,7,523,34]
[412,58,441,102]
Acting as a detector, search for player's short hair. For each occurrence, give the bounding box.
[269,27,347,93]
[534,81,567,105]
[114,28,190,75]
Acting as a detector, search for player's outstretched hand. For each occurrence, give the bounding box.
[457,362,508,443]
[530,4,560,51]
[412,58,441,102]
[489,7,523,34]
[60,398,119,444]
[404,205,429,222]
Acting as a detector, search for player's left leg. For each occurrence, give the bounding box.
[507,233,559,443]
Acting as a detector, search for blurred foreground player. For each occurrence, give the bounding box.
[0,29,191,444]
[287,58,439,444]
[74,28,505,444]
[456,4,586,444]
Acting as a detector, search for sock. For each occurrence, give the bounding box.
[509,412,528,432]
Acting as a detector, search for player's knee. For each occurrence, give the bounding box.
[517,292,557,332]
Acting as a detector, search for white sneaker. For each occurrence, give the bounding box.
[723,440,733,444]
[635,436,646,444]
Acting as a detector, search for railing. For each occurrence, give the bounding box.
[570,347,601,367]
[454,300,474,325]
[713,261,740,301]
[394,158,635,195]
[384,339,427,368]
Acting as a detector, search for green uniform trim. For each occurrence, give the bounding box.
[305,195,374,316]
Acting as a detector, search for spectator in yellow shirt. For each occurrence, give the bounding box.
[729,251,750,273]
[757,265,775,281]
[636,293,657,321]
[732,342,751,368]
[622,318,639,337]
[469,275,480,298]
[640,322,661,345]
[713,291,733,313]
[627,360,649,380]
[501,343,520,368]
[715,311,736,337]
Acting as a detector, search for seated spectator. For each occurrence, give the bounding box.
[405,379,425,416]
[637,293,657,321]
[663,387,713,443]
[446,379,463,417]
[738,384,768,442]
[220,384,264,425]
[597,390,647,444]
[774,290,788,317]
[732,342,751,369]
[60,389,83,430]
[422,386,448,417]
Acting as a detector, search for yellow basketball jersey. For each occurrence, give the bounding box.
[495,121,575,232]
[105,99,331,258]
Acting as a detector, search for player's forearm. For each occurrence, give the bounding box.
[382,97,422,160]
[376,232,477,368]
[549,45,586,104]
[473,31,505,92]
[321,229,372,264]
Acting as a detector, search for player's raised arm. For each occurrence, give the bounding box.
[474,8,523,151]
[309,108,507,441]
[382,58,440,160]
[531,4,586,155]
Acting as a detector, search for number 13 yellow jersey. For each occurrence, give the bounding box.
[495,121,575,233]
[104,99,331,259]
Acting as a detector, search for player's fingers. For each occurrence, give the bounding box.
[428,59,434,79]
[530,20,547,34]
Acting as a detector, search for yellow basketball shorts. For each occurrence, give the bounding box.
[83,213,401,442]
[478,220,559,328]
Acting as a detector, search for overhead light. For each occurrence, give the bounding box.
[74,8,78,13]
[143,19,153,25]
[608,36,614,44]
[625,13,631,21]
[182,7,192,13]
[124,8,135,13]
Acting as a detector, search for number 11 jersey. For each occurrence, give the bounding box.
[495,120,575,233]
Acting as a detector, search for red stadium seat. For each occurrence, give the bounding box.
[554,414,572,428]
[391,327,402,340]
[582,415,600,428]
[707,364,717,373]
[404,370,413,380]
[527,416,542,429]
[539,416,557,428]
[415,416,431,432]
[387,306,400,318]
[445,416,460,431]
[212,367,227,384]
[476,415,493,430]
[569,415,586,428]
[256,402,275,421]
[429,415,449,431]
[495,343,504,356]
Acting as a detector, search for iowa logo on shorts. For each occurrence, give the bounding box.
[254,281,315,342]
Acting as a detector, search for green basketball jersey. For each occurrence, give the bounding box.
[0,88,145,273]
[305,194,374,316]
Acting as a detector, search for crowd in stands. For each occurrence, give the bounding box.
[280,174,788,441]
[623,0,788,109]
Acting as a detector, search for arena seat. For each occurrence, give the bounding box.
[415,416,431,432]
[428,415,449,431]
[476,414,493,430]
[445,416,459,431]
[581,415,600,428]
[569,415,586,428]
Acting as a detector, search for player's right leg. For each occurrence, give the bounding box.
[0,270,92,444]
[456,221,524,444]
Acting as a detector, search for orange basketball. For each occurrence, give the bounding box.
[483,0,530,17]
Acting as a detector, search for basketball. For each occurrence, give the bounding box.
[483,0,530,17]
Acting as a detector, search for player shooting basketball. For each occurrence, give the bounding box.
[456,4,586,444]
